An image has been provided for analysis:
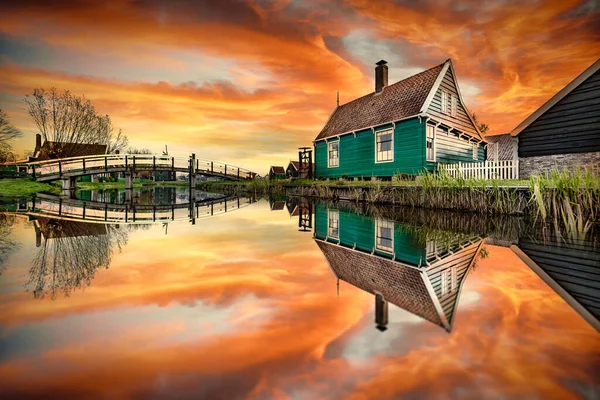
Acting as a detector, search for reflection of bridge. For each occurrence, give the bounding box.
[17,153,256,189]
[9,193,256,224]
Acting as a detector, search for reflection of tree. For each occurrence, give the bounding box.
[0,213,19,274]
[28,219,129,299]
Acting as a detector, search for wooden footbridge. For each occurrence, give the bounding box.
[8,193,256,225]
[17,153,256,190]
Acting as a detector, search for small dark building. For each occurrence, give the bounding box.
[269,166,286,180]
[286,161,300,178]
[510,58,600,178]
[32,134,107,161]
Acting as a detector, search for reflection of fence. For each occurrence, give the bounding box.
[11,194,256,224]
[439,160,519,180]
[17,154,256,182]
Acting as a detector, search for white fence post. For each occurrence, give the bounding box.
[441,160,519,180]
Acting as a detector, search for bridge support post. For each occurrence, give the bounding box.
[189,153,197,188]
[61,177,77,192]
[124,172,133,190]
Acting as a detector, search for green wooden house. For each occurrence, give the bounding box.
[313,203,483,332]
[314,59,486,179]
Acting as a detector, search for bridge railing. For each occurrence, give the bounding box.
[10,195,256,224]
[19,154,256,181]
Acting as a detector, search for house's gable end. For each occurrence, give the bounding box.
[425,62,482,140]
[424,240,483,328]
[511,58,600,137]
[517,67,600,157]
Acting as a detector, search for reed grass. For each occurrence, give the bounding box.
[528,167,599,234]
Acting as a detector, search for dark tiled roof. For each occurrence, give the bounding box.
[36,142,107,161]
[270,166,285,174]
[316,240,445,328]
[316,62,445,140]
[289,161,300,170]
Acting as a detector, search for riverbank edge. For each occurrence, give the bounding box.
[197,181,599,220]
[0,179,191,197]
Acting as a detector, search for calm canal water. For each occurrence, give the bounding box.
[0,188,599,399]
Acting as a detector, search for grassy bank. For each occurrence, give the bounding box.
[0,179,61,196]
[203,169,599,222]
[0,178,192,196]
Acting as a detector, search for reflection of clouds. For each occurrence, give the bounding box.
[0,202,599,399]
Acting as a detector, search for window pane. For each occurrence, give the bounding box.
[376,131,393,162]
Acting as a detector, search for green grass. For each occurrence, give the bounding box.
[0,179,61,196]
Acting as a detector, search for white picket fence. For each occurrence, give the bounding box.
[439,160,519,180]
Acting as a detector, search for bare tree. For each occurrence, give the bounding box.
[0,109,22,163]
[23,88,128,157]
[470,110,489,136]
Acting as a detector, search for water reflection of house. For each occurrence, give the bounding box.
[512,228,600,332]
[34,218,107,247]
[314,204,483,332]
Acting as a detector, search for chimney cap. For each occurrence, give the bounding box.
[376,60,388,66]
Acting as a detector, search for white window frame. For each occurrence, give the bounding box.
[328,209,339,239]
[441,90,456,116]
[374,129,394,163]
[451,94,457,117]
[327,140,339,168]
[472,142,478,160]
[375,218,394,253]
[426,124,436,162]
[441,90,448,114]
[441,267,458,296]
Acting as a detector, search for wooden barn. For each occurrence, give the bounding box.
[509,58,600,177]
[313,203,484,332]
[314,59,486,179]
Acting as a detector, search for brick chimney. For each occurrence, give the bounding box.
[375,60,388,93]
[375,293,388,331]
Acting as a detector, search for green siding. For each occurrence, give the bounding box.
[315,116,485,178]
[314,203,425,265]
[315,117,424,178]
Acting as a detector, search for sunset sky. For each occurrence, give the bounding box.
[1,0,599,173]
